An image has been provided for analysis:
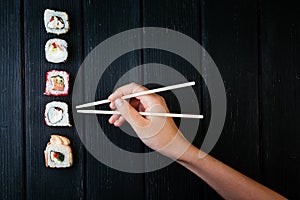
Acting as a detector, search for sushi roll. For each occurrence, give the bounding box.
[45,38,68,63]
[44,70,69,96]
[44,135,73,168]
[44,9,69,35]
[44,101,71,127]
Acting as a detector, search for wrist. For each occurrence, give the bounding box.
[177,145,207,166]
[154,131,193,160]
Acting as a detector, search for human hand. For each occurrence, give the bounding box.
[108,83,191,159]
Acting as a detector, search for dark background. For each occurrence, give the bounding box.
[1,0,299,199]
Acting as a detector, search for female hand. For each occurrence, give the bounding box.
[108,83,286,200]
[108,82,191,159]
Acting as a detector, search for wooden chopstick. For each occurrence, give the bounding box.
[76,81,195,109]
[77,110,203,119]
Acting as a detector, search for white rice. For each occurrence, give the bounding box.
[45,144,73,168]
[45,38,68,63]
[44,9,70,35]
[44,101,71,127]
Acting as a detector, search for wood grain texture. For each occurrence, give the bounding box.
[0,1,23,199]
[24,1,84,199]
[142,0,206,199]
[201,0,260,199]
[0,0,300,199]
[82,0,145,199]
[260,1,300,199]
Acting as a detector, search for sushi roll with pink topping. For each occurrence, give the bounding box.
[45,38,68,63]
[44,135,73,168]
[44,101,71,127]
[44,70,69,96]
[44,9,69,35]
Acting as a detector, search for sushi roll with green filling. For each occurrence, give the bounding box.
[45,38,68,63]
[44,101,71,127]
[50,151,65,162]
[44,9,69,35]
[44,135,73,168]
[44,70,69,96]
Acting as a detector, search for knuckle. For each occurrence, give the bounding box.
[129,82,138,87]
[133,84,147,93]
[155,94,166,104]
[159,95,165,102]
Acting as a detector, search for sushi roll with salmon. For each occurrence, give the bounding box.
[44,9,69,35]
[44,135,73,168]
[44,101,71,127]
[44,70,69,96]
[45,38,68,63]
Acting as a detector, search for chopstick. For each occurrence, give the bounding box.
[76,81,195,109]
[77,110,203,119]
[76,81,203,119]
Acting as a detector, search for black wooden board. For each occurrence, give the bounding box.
[142,0,206,199]
[0,1,23,199]
[201,0,261,199]
[0,0,300,199]
[83,0,145,199]
[260,1,300,199]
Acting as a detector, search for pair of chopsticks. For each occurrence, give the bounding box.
[76,81,203,119]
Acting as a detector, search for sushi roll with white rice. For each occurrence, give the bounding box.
[44,101,71,127]
[44,135,73,168]
[45,38,68,63]
[44,70,69,96]
[44,9,69,35]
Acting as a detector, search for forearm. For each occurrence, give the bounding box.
[177,145,286,200]
[109,83,286,199]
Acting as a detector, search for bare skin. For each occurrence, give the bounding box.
[108,83,286,200]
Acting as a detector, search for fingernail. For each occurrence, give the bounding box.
[115,98,124,108]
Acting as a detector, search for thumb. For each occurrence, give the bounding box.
[115,98,148,127]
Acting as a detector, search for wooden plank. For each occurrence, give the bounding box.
[0,0,24,199]
[260,1,300,199]
[142,0,206,199]
[24,1,84,199]
[82,0,145,199]
[201,0,260,199]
